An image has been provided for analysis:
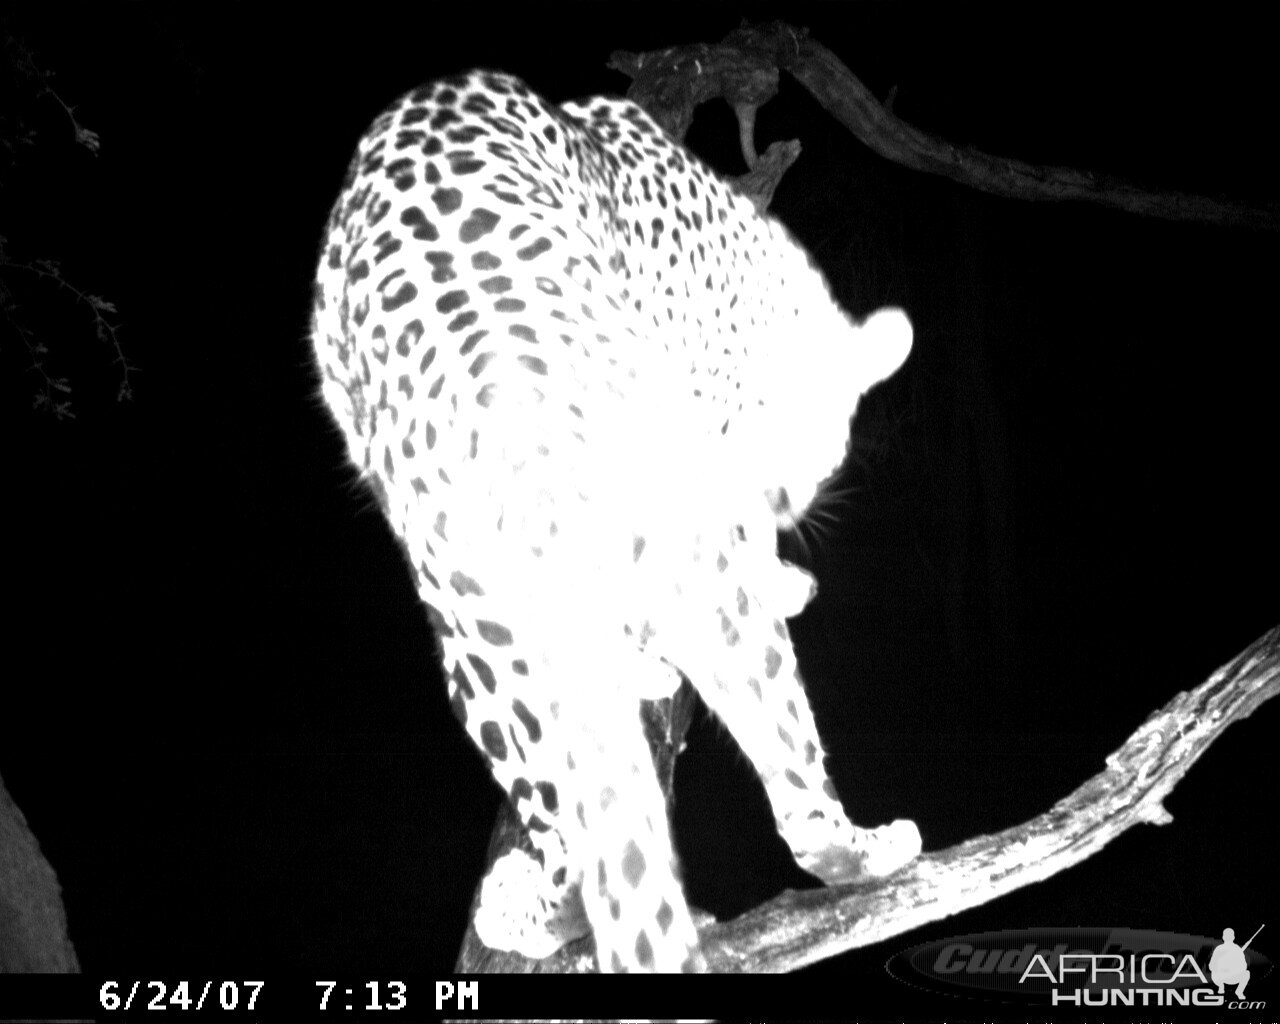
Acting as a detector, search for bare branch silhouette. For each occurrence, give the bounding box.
[611,22,1280,231]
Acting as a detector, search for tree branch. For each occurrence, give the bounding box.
[460,625,1280,972]
[700,624,1280,972]
[610,22,1280,232]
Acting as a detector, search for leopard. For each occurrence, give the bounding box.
[311,68,919,973]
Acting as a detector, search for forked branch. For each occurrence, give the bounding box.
[610,22,1280,231]
[458,625,1280,972]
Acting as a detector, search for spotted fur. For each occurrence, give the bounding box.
[312,69,918,973]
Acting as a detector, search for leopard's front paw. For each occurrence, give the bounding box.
[857,818,922,877]
[802,818,922,884]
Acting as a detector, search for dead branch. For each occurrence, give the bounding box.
[459,625,1280,972]
[610,22,1280,231]
[699,624,1280,972]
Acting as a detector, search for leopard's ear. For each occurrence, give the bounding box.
[856,307,912,388]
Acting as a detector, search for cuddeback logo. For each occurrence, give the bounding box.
[886,926,1271,1009]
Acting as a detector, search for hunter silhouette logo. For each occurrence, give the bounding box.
[1211,924,1264,999]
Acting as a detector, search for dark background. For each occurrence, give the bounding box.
[3,3,1276,1015]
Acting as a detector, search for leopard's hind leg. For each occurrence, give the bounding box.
[435,529,707,973]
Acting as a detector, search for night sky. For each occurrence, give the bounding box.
[3,5,1276,1016]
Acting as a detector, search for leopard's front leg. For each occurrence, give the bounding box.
[678,529,922,884]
